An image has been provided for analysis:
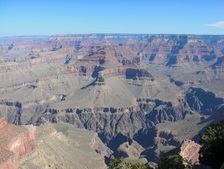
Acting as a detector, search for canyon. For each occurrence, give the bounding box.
[0,34,224,167]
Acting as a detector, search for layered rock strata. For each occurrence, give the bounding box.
[0,118,108,169]
[0,118,35,169]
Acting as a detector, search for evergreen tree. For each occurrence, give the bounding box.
[199,120,224,169]
[158,154,190,169]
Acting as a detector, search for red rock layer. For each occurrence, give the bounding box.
[0,118,35,169]
[0,117,7,129]
[0,148,17,169]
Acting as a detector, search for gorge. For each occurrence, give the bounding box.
[0,34,223,168]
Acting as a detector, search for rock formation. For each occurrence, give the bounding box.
[0,117,35,169]
[179,139,201,165]
[0,117,108,168]
[0,34,224,165]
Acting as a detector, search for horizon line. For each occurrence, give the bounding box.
[1,33,224,38]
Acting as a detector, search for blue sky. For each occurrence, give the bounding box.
[0,0,224,36]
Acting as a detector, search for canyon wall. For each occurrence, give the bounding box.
[0,34,224,164]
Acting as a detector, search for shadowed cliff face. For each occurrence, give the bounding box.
[0,34,224,164]
[186,88,223,112]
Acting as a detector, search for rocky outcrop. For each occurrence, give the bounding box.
[179,139,201,165]
[113,141,145,159]
[0,118,35,169]
[0,117,108,169]
[21,122,108,169]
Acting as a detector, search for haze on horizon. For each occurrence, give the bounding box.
[0,0,224,36]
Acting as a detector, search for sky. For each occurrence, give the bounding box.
[0,0,224,36]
